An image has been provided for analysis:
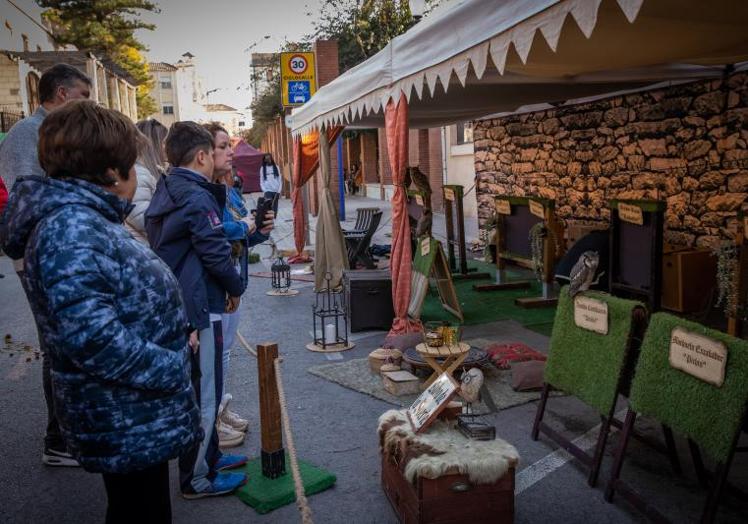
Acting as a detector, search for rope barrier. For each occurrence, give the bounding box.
[274,357,314,524]
[237,332,257,358]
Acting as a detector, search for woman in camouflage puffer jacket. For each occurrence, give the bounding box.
[0,101,200,523]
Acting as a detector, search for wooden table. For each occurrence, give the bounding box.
[415,342,470,387]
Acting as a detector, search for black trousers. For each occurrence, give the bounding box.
[102,462,171,524]
[17,270,63,449]
[264,191,280,215]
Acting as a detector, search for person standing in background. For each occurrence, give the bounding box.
[0,63,91,468]
[0,100,200,523]
[204,123,274,448]
[125,119,169,244]
[259,153,281,215]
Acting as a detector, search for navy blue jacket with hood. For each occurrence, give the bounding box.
[145,167,244,330]
[0,175,201,474]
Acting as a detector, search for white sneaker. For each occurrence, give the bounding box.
[218,394,249,432]
[217,420,245,448]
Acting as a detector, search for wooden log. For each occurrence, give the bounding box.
[258,342,286,478]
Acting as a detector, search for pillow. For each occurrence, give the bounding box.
[486,342,546,370]
[512,360,546,391]
[382,331,423,351]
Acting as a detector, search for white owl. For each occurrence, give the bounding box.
[459,368,484,414]
[568,251,600,298]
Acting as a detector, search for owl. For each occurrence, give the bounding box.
[568,251,600,298]
[459,368,484,411]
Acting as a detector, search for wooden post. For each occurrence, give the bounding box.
[258,342,285,478]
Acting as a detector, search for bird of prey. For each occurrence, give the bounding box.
[459,368,484,414]
[568,250,600,298]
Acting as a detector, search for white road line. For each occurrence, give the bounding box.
[515,409,626,495]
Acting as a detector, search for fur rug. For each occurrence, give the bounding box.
[378,409,519,486]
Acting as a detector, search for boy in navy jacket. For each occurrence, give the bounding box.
[146,121,247,498]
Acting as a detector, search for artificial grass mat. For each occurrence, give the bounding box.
[420,259,556,336]
[234,454,336,514]
[630,313,748,463]
[543,288,644,415]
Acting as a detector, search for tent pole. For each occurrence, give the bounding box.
[337,136,345,221]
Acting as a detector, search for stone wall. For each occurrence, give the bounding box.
[474,72,748,248]
[0,55,22,112]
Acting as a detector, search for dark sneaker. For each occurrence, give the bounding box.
[42,446,80,467]
[215,454,248,471]
[181,472,248,499]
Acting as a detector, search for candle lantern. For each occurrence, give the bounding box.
[271,256,291,291]
[312,272,349,349]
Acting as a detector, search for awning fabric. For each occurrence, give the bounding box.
[291,0,748,135]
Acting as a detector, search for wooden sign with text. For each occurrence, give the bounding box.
[444,188,455,201]
[407,373,459,433]
[669,327,727,387]
[574,296,609,335]
[529,200,545,219]
[421,237,431,256]
[618,203,644,225]
[495,199,511,215]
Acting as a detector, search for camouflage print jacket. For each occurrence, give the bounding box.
[0,176,200,474]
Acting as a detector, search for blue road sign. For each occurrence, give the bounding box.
[288,80,311,104]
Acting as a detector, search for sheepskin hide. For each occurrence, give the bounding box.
[378,409,519,486]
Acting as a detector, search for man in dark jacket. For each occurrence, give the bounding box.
[146,121,247,499]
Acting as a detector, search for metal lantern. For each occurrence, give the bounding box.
[312,272,348,349]
[271,256,291,291]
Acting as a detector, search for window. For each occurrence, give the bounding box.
[26,72,40,114]
[238,121,246,127]
[160,80,172,89]
[455,122,473,145]
[162,105,174,115]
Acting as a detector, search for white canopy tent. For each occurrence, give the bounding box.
[291,0,748,135]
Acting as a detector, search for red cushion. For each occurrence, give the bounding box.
[485,342,546,370]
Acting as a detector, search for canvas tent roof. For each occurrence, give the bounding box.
[291,0,748,136]
[233,140,264,193]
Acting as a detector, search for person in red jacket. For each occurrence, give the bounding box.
[0,176,8,215]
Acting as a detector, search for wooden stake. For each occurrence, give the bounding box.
[258,342,285,478]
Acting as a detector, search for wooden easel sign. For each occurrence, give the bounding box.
[406,372,459,433]
[668,327,727,387]
[574,296,609,335]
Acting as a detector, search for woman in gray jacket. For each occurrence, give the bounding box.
[126,119,168,243]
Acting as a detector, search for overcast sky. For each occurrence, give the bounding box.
[136,0,323,111]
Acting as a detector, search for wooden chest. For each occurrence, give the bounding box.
[381,453,515,524]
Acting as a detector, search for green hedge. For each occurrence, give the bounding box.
[630,313,748,463]
[544,288,644,415]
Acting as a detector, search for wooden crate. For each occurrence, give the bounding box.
[381,453,514,524]
[661,248,716,313]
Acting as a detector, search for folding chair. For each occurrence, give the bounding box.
[346,210,382,269]
[531,288,651,487]
[606,313,748,523]
[343,207,379,238]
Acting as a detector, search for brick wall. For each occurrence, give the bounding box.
[0,55,22,111]
[313,39,341,213]
[474,72,748,249]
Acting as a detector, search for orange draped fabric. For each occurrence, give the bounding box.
[290,127,343,262]
[385,94,420,335]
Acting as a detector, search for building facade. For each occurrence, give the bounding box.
[146,53,209,125]
[148,61,179,126]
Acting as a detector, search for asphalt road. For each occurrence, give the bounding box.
[1,196,747,523]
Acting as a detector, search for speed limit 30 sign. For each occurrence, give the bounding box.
[280,51,316,107]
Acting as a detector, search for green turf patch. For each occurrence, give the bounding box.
[543,289,643,415]
[420,260,556,335]
[630,313,748,463]
[234,455,336,514]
